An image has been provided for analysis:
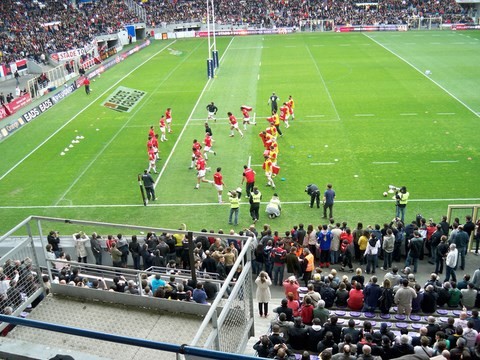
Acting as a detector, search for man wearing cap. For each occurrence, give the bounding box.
[141,170,157,202]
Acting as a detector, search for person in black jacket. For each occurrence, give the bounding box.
[421,285,438,313]
[305,184,320,208]
[287,317,308,351]
[273,298,294,322]
[253,335,273,358]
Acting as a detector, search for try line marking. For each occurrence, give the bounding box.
[0,40,178,182]
[2,197,480,210]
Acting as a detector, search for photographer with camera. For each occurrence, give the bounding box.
[305,184,320,209]
[395,186,409,223]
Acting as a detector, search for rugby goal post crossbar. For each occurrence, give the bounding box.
[446,204,480,251]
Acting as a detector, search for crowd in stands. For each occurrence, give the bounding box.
[0,0,475,66]
[250,214,480,359]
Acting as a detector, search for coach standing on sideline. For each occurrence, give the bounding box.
[142,169,157,202]
[268,92,279,112]
[305,184,320,208]
[323,183,336,219]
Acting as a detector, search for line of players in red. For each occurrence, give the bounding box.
[145,96,295,202]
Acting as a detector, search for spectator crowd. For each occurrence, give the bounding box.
[1,0,474,66]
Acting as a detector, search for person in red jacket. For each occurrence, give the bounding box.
[83,76,90,95]
[300,296,314,325]
[347,282,364,311]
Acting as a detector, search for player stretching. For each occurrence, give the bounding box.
[194,154,213,189]
[241,105,255,130]
[287,95,295,121]
[203,132,216,160]
[190,139,202,169]
[279,103,290,128]
[159,115,167,142]
[213,167,225,203]
[206,102,218,122]
[227,112,244,138]
[165,108,173,133]
[263,156,275,189]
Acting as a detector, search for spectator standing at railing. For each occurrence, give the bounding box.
[110,242,123,268]
[47,230,61,257]
[129,235,141,270]
[90,232,103,266]
[73,231,89,263]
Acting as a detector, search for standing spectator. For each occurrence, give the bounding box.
[364,233,380,275]
[323,183,335,219]
[430,224,443,265]
[14,70,20,85]
[90,232,103,266]
[73,231,89,263]
[445,243,459,283]
[474,219,480,255]
[381,229,395,270]
[330,223,342,265]
[454,225,469,271]
[272,242,287,286]
[436,235,449,275]
[283,276,300,300]
[129,235,141,270]
[318,225,332,268]
[394,279,417,316]
[303,248,315,286]
[216,256,227,280]
[47,230,61,257]
[255,271,272,317]
[404,231,423,274]
[285,247,300,279]
[363,276,382,312]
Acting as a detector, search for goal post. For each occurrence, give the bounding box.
[446,204,480,252]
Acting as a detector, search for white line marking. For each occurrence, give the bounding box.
[372,161,398,164]
[247,156,251,168]
[2,197,480,210]
[437,112,455,115]
[257,74,260,80]
[310,162,335,166]
[364,33,480,119]
[400,113,418,116]
[251,164,263,167]
[430,160,459,163]
[305,115,325,118]
[0,40,177,182]
[154,37,236,188]
[355,114,375,117]
[56,41,203,205]
[306,45,341,122]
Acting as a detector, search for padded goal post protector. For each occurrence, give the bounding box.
[241,105,253,111]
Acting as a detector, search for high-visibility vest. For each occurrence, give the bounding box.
[251,192,262,203]
[230,196,240,208]
[399,192,409,205]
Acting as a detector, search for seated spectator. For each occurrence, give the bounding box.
[450,337,471,360]
[306,318,323,352]
[192,282,208,304]
[391,334,415,358]
[374,322,395,343]
[287,317,307,351]
[253,334,273,358]
[321,315,342,344]
[318,330,339,354]
[413,336,434,357]
[437,281,451,307]
[299,295,314,326]
[411,327,428,347]
[421,284,438,313]
[320,280,336,308]
[351,268,365,287]
[384,266,402,288]
[269,324,287,346]
[461,282,477,308]
[335,282,349,307]
[347,282,364,311]
[426,316,441,343]
[313,300,329,326]
[447,281,463,307]
[268,344,295,360]
[447,326,464,349]
[337,335,357,358]
[463,320,478,348]
[305,283,321,307]
[454,311,469,328]
[286,292,300,317]
[378,278,394,314]
[273,298,293,322]
[356,333,376,357]
[341,319,360,343]
[467,310,480,332]
[272,315,293,340]
[283,276,299,300]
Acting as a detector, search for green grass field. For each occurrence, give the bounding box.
[1,31,479,234]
